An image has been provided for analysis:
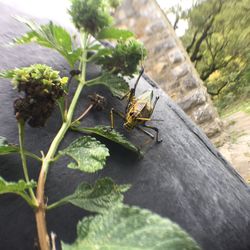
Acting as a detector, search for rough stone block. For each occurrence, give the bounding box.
[118,2,136,17]
[152,62,168,75]
[154,37,176,54]
[168,80,181,90]
[168,49,184,64]
[192,104,214,124]
[172,63,189,79]
[203,121,222,137]
[181,73,199,90]
[145,21,166,35]
[177,89,207,111]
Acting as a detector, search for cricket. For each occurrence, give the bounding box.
[110,68,163,143]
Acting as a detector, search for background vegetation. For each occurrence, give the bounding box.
[168,0,250,115]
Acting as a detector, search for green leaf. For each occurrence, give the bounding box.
[95,47,112,56]
[96,39,146,77]
[54,178,130,213]
[59,136,109,173]
[87,72,129,98]
[0,136,19,155]
[0,70,16,79]
[62,206,201,250]
[0,177,36,195]
[97,27,134,40]
[74,126,140,154]
[87,44,102,51]
[87,47,112,62]
[0,177,37,207]
[14,17,81,68]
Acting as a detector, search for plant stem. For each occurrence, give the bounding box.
[35,31,89,250]
[70,126,88,133]
[18,192,37,208]
[47,199,67,210]
[18,121,37,202]
[84,75,103,85]
[84,68,115,85]
[23,150,42,161]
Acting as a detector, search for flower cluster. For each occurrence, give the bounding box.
[69,0,113,35]
[96,39,147,77]
[12,64,67,127]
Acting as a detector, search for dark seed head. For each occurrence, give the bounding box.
[12,64,68,127]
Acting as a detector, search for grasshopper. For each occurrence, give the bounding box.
[110,68,162,143]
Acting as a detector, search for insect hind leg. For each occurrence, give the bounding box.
[142,124,163,143]
[136,126,155,139]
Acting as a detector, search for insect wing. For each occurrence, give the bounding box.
[136,90,153,113]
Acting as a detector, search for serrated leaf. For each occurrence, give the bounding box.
[0,177,36,195]
[0,136,19,155]
[62,205,201,250]
[14,17,81,68]
[97,27,134,40]
[87,47,112,62]
[59,136,109,173]
[74,126,139,154]
[95,47,112,56]
[0,70,16,79]
[56,178,130,213]
[87,72,129,98]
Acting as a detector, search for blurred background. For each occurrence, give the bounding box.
[0,0,249,180]
[164,0,250,182]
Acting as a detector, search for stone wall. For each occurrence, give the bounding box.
[114,0,223,139]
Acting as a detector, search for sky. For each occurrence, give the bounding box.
[157,0,193,10]
[157,0,193,36]
[0,0,192,36]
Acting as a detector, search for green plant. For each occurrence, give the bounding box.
[0,0,201,250]
[178,0,250,113]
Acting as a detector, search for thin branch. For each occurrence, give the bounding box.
[203,55,235,80]
[47,199,67,210]
[190,18,214,62]
[23,150,42,162]
[189,0,223,62]
[207,80,229,96]
[18,121,37,202]
[207,68,242,96]
[17,191,37,208]
[71,103,94,126]
[173,15,180,30]
[186,29,198,53]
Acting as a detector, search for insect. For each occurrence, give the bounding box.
[110,68,162,143]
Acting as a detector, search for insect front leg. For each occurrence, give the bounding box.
[110,108,125,129]
[142,124,163,143]
[151,95,160,115]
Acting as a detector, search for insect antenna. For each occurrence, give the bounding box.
[133,68,144,91]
